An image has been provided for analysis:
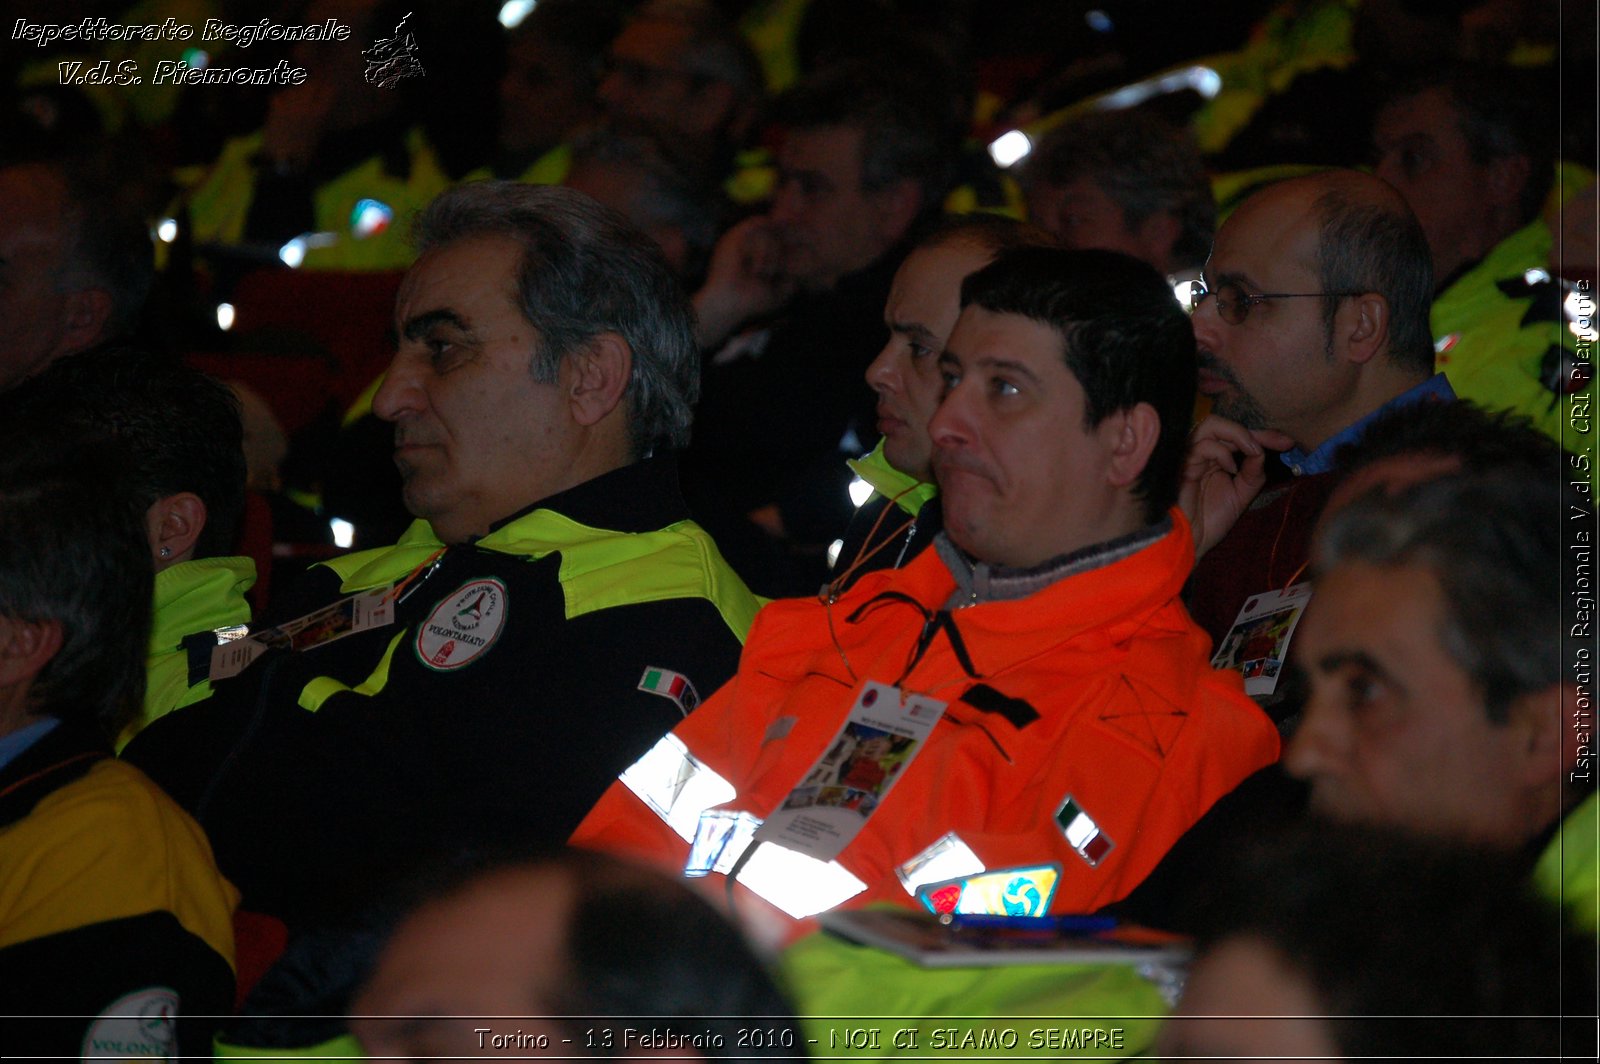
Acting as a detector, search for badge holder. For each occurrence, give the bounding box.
[752,679,945,862]
[1210,581,1313,698]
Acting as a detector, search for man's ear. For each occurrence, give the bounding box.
[1507,680,1574,788]
[568,332,633,428]
[871,178,925,250]
[0,616,64,688]
[61,287,113,355]
[145,492,208,568]
[1338,292,1390,367]
[1103,402,1161,490]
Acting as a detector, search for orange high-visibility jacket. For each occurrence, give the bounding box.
[573,512,1280,919]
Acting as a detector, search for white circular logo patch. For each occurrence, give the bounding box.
[81,986,179,1060]
[416,577,508,671]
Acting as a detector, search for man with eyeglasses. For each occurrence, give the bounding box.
[597,0,763,187]
[1180,170,1453,714]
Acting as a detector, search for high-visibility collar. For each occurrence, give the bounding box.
[846,439,938,517]
[323,456,693,591]
[150,556,256,657]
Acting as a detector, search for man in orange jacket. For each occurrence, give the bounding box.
[574,247,1279,930]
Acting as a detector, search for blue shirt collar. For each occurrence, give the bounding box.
[1280,373,1456,476]
[0,716,60,774]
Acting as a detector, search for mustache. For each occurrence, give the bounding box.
[1197,349,1243,388]
[931,448,991,479]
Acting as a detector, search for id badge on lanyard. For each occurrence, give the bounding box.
[752,679,946,862]
[209,585,396,681]
[1210,582,1313,698]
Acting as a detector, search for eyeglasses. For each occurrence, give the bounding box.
[1187,279,1360,325]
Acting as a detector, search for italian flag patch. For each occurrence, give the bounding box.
[638,667,700,715]
[1055,796,1114,867]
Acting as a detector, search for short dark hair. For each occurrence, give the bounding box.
[1023,109,1216,271]
[413,182,700,455]
[555,849,801,1057]
[371,847,802,1059]
[775,60,961,213]
[960,246,1197,521]
[13,346,247,558]
[1186,823,1585,1060]
[914,212,1059,257]
[0,440,150,736]
[1335,398,1564,482]
[1316,467,1567,722]
[1385,65,1557,225]
[1311,181,1436,374]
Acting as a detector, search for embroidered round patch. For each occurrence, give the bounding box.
[415,577,508,671]
[81,986,179,1059]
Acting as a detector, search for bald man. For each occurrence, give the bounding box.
[1179,172,1451,693]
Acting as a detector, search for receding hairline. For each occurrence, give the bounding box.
[1229,171,1414,279]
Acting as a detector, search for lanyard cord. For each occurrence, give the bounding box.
[385,545,447,605]
[821,483,922,605]
[1266,479,1303,590]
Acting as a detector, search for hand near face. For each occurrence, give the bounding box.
[1180,413,1295,558]
[692,217,796,349]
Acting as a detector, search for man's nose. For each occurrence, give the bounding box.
[1281,701,1344,784]
[1190,294,1224,354]
[927,384,974,450]
[370,358,421,423]
[865,341,899,392]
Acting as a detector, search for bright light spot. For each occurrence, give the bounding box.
[183,48,209,69]
[1525,267,1552,285]
[498,0,537,28]
[156,217,179,243]
[737,844,867,919]
[278,237,307,268]
[848,476,874,508]
[1098,65,1222,112]
[1085,9,1113,32]
[988,129,1033,169]
[215,303,235,331]
[1172,278,1203,311]
[330,518,356,549]
[827,538,844,568]
[214,624,250,643]
[350,198,394,239]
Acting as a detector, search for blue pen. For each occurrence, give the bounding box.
[942,913,1118,933]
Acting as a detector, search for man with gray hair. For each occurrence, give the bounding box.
[128,183,762,940]
[1022,109,1214,283]
[1287,467,1594,931]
